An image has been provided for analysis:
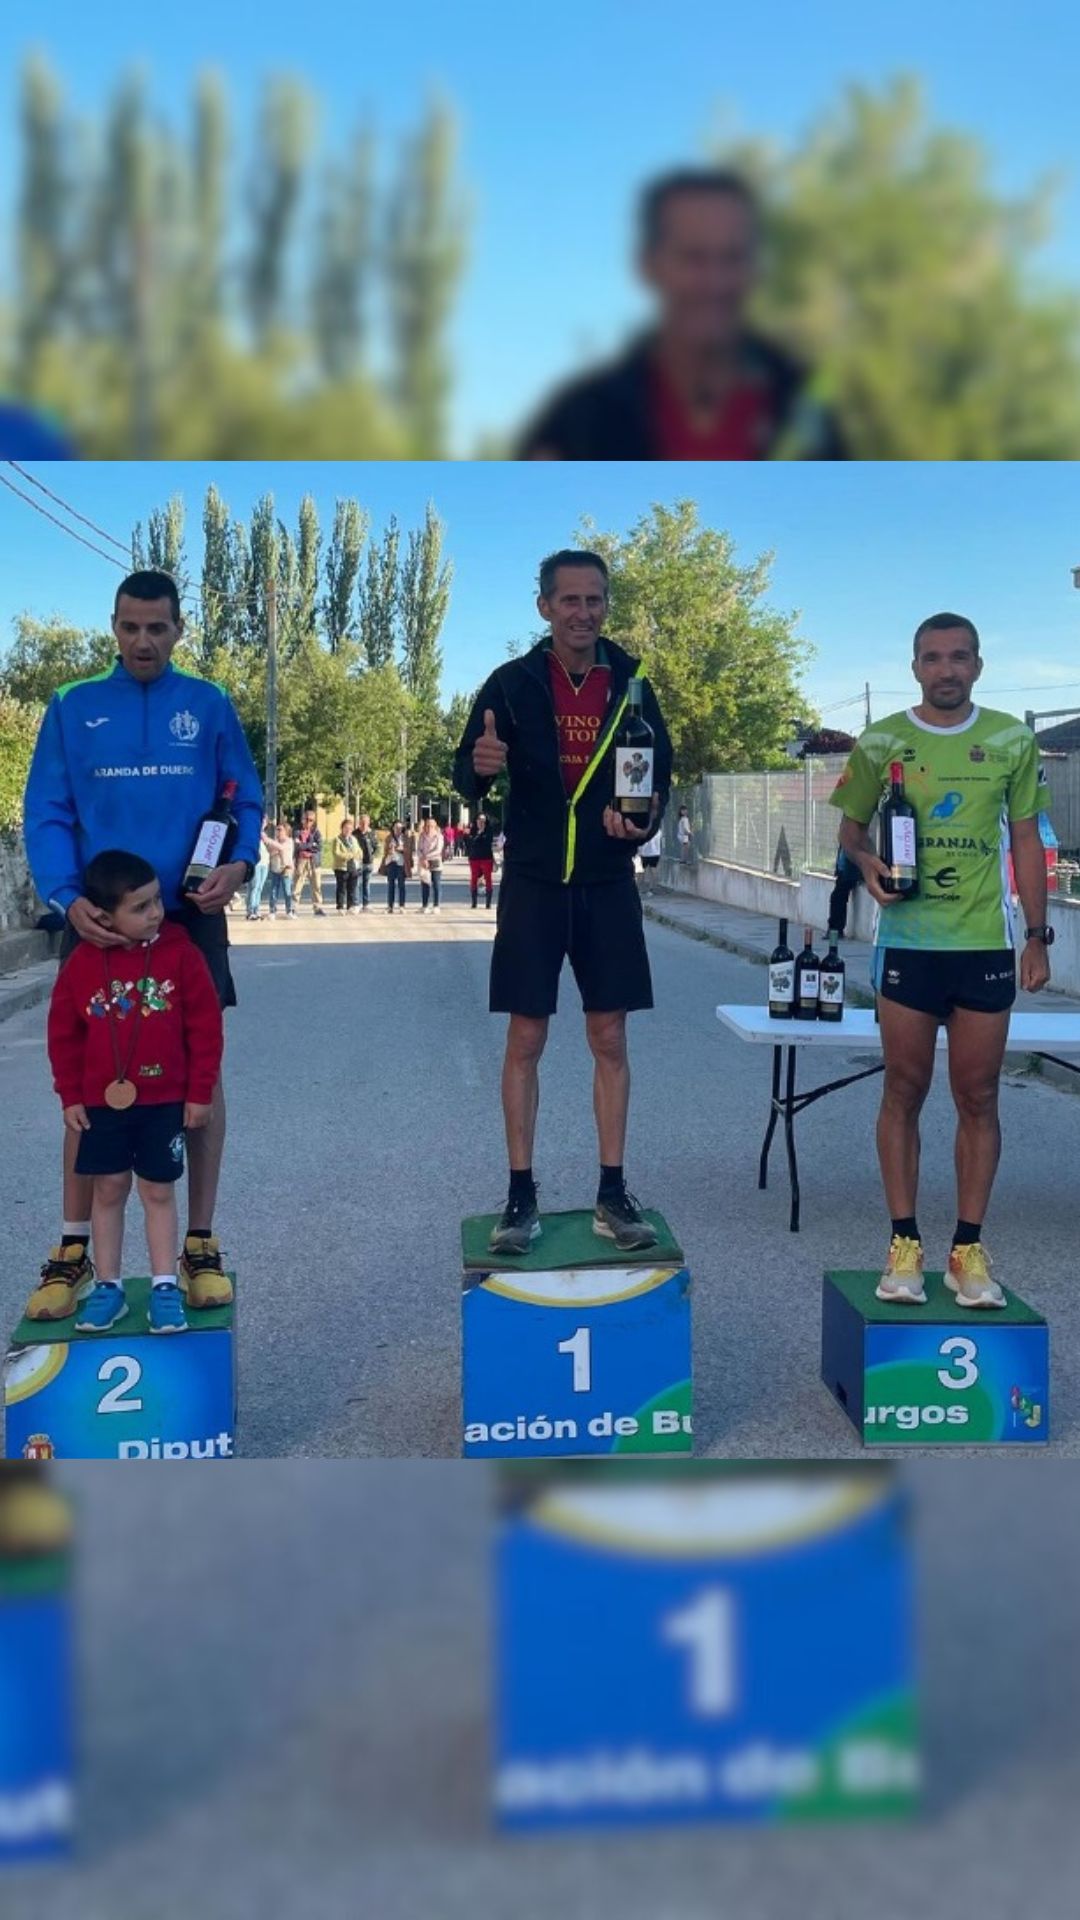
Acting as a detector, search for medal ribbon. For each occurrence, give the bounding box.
[101,944,150,1094]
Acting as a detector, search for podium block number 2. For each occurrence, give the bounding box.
[557,1327,592,1394]
[97,1355,144,1416]
[662,1588,738,1717]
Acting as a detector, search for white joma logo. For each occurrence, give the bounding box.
[85,717,110,728]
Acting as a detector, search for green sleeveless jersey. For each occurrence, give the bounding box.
[829,705,1040,951]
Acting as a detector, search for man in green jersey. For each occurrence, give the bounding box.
[830,613,1051,1308]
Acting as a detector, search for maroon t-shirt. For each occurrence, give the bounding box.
[650,359,772,461]
[546,651,612,796]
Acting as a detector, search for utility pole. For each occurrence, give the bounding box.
[266,576,279,825]
[864,682,872,728]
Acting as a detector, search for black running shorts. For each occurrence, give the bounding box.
[490,869,654,1018]
[74,1100,187,1183]
[873,947,1016,1021]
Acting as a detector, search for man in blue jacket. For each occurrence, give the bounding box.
[22,568,263,1322]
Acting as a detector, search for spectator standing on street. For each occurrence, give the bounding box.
[676,805,693,864]
[381,820,413,913]
[268,823,295,917]
[293,810,326,915]
[333,817,361,914]
[355,813,377,910]
[417,815,445,914]
[246,816,273,921]
[467,813,495,909]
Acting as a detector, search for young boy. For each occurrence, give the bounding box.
[46,850,224,1335]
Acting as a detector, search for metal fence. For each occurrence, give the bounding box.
[666,757,849,877]
[1039,755,1080,855]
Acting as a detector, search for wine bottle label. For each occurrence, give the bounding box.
[188,819,228,873]
[889,817,917,868]
[799,969,820,998]
[820,969,844,1003]
[615,746,654,801]
[769,963,794,1003]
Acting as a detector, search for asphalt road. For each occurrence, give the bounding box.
[2,1463,1079,1920]
[1,864,1078,1457]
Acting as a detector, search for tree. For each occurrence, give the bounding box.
[200,483,241,659]
[133,494,187,592]
[578,501,812,779]
[311,128,374,382]
[322,499,368,651]
[399,502,451,708]
[244,78,312,348]
[358,516,400,669]
[385,100,468,453]
[0,693,44,832]
[0,615,115,706]
[724,75,1080,458]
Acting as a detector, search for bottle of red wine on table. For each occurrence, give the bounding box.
[613,680,655,824]
[793,926,821,1021]
[768,918,795,1019]
[818,927,845,1023]
[182,779,239,894]
[879,761,918,898]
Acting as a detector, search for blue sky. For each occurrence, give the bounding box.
[3,2,1080,446]
[2,460,1079,728]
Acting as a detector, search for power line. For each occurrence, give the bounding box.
[0,470,129,570]
[5,462,132,558]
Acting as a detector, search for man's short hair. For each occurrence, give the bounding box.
[538,549,610,600]
[913,612,980,659]
[113,569,181,624]
[83,849,158,912]
[639,168,759,251]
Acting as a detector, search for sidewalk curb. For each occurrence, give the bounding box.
[0,963,56,1028]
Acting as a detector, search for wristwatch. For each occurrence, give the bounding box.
[1025,924,1055,945]
[239,859,255,883]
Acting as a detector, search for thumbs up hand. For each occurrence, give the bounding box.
[473,707,509,778]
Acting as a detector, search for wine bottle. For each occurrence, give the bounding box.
[182,779,239,894]
[879,760,918,898]
[768,917,795,1019]
[793,926,821,1021]
[613,680,655,823]
[818,928,846,1023]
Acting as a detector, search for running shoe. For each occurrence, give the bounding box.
[74,1283,129,1332]
[178,1234,233,1308]
[875,1235,927,1304]
[946,1241,1005,1309]
[593,1188,658,1252]
[24,1244,95,1322]
[148,1282,189,1334]
[489,1191,541,1255]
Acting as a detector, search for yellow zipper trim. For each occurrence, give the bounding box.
[562,661,647,884]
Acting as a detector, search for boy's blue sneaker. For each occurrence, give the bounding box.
[74,1283,129,1332]
[148,1283,188,1335]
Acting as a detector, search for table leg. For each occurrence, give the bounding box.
[783,1046,800,1233]
[758,1045,782,1189]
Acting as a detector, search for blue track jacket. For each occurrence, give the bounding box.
[24,659,263,913]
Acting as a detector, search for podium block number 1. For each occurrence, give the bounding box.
[557,1327,592,1394]
[97,1356,144,1416]
[662,1587,737,1717]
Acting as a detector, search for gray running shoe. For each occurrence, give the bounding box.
[489,1192,541,1256]
[593,1189,658,1252]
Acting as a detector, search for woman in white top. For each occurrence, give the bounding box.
[268,822,296,917]
[416,816,445,914]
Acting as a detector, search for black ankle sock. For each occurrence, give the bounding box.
[508,1169,535,1202]
[598,1163,624,1199]
[187,1227,212,1243]
[952,1219,982,1247]
[61,1234,88,1252]
[891,1217,920,1243]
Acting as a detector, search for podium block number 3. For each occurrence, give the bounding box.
[557,1327,592,1394]
[662,1588,738,1717]
[937,1336,978,1392]
[97,1355,145,1416]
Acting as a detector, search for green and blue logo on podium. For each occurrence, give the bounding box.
[4,1277,237,1460]
[0,1554,74,1861]
[494,1468,918,1828]
[462,1211,691,1458]
[822,1271,1049,1445]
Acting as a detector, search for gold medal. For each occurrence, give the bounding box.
[100,944,150,1111]
[104,1078,137,1110]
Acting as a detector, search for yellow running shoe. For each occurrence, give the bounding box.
[0,1471,73,1556]
[178,1234,233,1309]
[946,1242,1005,1309]
[24,1244,95,1322]
[875,1235,927,1305]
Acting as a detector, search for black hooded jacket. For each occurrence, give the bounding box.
[516,331,846,462]
[453,637,673,887]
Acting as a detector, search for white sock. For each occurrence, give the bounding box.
[99,1279,123,1290]
[151,1273,178,1289]
[62,1220,91,1238]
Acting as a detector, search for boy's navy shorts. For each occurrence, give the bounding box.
[74,1101,187,1183]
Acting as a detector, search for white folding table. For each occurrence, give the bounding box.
[715,1004,1080,1233]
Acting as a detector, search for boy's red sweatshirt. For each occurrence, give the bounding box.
[47,921,224,1109]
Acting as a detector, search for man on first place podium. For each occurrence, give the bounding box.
[453,548,673,1257]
